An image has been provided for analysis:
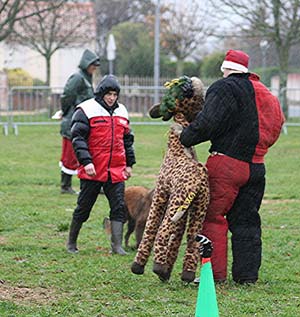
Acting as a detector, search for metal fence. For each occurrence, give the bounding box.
[1,85,300,135]
[0,85,9,135]
[0,85,167,135]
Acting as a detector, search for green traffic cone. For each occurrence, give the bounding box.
[195,235,219,317]
[195,259,219,317]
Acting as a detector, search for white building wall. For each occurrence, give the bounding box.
[0,70,8,110]
[0,42,97,88]
[51,47,85,88]
[0,43,5,71]
[271,73,300,117]
[0,43,46,82]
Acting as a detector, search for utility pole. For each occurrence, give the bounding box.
[154,0,160,104]
[259,40,269,84]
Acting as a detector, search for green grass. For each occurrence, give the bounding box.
[0,124,300,317]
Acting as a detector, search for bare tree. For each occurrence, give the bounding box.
[209,0,300,115]
[94,0,155,57]
[0,0,63,42]
[9,1,95,86]
[159,1,212,76]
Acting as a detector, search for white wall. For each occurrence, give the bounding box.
[0,42,97,88]
[51,47,84,88]
[0,43,5,71]
[271,73,300,117]
[0,70,8,110]
[0,43,46,81]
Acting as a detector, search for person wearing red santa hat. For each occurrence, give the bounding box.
[179,49,285,284]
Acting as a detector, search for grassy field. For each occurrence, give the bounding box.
[0,123,299,317]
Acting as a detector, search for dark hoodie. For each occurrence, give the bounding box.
[60,49,100,138]
[95,75,121,114]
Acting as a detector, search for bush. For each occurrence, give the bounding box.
[33,77,46,86]
[160,59,177,78]
[159,60,201,78]
[5,68,34,87]
[200,51,225,78]
[182,61,201,77]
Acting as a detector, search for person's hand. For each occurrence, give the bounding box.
[84,163,96,176]
[124,166,132,179]
[51,110,63,120]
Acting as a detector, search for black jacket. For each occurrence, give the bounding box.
[180,73,284,163]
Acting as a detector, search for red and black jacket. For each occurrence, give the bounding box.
[180,73,285,163]
[71,98,136,183]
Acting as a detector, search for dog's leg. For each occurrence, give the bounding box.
[125,215,135,248]
[135,220,146,249]
[132,191,152,249]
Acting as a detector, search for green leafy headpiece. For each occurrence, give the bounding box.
[159,76,194,118]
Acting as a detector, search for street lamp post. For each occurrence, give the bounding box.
[154,0,160,104]
[260,40,269,84]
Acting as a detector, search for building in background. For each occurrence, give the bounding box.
[0,1,97,88]
[0,70,8,111]
[271,74,300,117]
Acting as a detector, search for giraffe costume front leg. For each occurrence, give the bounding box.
[131,183,169,274]
[152,162,209,282]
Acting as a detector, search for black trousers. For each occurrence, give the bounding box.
[72,178,126,223]
[227,163,266,282]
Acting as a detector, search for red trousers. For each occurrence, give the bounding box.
[60,138,79,174]
[202,153,250,281]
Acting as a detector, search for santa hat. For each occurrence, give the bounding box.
[221,49,249,73]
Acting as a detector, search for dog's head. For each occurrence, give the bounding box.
[149,76,205,123]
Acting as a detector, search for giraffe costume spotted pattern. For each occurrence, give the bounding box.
[131,76,210,283]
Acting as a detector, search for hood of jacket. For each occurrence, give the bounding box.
[79,49,100,71]
[94,74,121,99]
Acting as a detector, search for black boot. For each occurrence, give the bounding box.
[61,172,77,194]
[110,221,127,255]
[66,219,82,253]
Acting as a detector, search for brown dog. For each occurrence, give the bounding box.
[103,186,154,249]
[124,186,154,249]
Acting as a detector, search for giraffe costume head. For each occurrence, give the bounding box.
[149,75,205,122]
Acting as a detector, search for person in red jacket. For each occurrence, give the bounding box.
[179,50,285,284]
[66,74,136,255]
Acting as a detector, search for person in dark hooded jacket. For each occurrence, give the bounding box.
[59,49,100,194]
[66,74,136,255]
